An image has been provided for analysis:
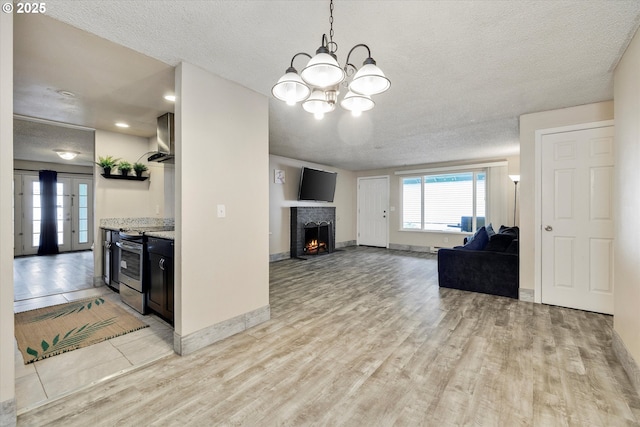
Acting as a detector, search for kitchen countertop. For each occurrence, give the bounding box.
[146,231,175,240]
[100,217,175,240]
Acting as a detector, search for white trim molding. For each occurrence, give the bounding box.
[394,160,508,176]
[174,305,270,356]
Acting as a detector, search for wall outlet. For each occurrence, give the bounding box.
[217,204,226,218]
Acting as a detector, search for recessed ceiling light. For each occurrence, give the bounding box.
[56,90,76,98]
[53,149,80,160]
[115,122,130,128]
[164,94,176,102]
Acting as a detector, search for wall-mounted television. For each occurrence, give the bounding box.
[298,167,337,202]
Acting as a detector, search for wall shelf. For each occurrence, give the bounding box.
[101,174,148,181]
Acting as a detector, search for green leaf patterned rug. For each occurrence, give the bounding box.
[15,297,149,364]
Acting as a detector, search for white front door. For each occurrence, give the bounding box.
[15,174,93,255]
[541,125,614,314]
[358,176,389,247]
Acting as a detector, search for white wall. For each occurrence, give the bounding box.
[519,101,614,292]
[0,10,14,423]
[94,130,167,219]
[355,157,519,250]
[175,62,269,337]
[613,28,640,370]
[269,154,356,257]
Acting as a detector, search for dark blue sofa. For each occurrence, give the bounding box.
[437,225,519,299]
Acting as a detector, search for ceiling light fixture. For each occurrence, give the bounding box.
[54,149,80,160]
[56,90,76,98]
[272,0,390,119]
[115,122,130,128]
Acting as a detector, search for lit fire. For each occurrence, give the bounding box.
[305,239,326,253]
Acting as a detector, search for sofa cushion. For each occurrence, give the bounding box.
[486,223,496,237]
[484,233,515,252]
[498,226,519,238]
[461,226,488,250]
[505,239,519,254]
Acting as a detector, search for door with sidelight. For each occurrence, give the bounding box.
[14,174,93,255]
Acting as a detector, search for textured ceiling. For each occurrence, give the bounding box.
[18,1,640,171]
[14,118,95,166]
[13,13,175,166]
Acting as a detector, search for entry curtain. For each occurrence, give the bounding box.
[37,170,59,255]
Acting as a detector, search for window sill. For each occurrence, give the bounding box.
[398,229,472,236]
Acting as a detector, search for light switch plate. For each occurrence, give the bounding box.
[217,204,226,218]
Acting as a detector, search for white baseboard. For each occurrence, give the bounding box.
[174,305,270,356]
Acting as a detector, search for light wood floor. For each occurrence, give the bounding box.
[17,246,640,426]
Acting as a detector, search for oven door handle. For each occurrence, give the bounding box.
[115,241,143,254]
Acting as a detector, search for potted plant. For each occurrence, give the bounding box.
[96,155,120,176]
[118,161,132,176]
[133,162,148,178]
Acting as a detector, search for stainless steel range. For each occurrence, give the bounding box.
[116,226,174,314]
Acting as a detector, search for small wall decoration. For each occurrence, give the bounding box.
[274,169,285,184]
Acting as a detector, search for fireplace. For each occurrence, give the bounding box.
[290,207,336,258]
[303,221,332,255]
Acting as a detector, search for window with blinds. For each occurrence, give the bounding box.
[402,171,486,232]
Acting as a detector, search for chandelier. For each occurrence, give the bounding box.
[272,0,390,120]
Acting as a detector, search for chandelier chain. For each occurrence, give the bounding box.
[329,0,334,50]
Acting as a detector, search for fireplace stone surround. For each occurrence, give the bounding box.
[290,207,336,258]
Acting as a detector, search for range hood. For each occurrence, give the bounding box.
[148,112,174,163]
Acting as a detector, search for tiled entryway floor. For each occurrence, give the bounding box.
[14,255,175,414]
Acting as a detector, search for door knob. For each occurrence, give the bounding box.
[544,225,553,231]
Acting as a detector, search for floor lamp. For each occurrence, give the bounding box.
[509,175,520,226]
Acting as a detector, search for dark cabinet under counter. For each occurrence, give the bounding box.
[147,237,174,324]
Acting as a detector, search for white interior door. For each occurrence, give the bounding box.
[358,176,389,247]
[541,126,614,314]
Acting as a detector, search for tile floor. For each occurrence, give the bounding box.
[13,253,175,415]
[14,251,96,301]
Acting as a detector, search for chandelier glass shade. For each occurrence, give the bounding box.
[340,91,374,117]
[303,89,335,120]
[300,47,346,88]
[271,0,390,119]
[272,67,312,105]
[349,61,391,96]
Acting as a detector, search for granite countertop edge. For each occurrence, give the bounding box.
[145,231,175,240]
